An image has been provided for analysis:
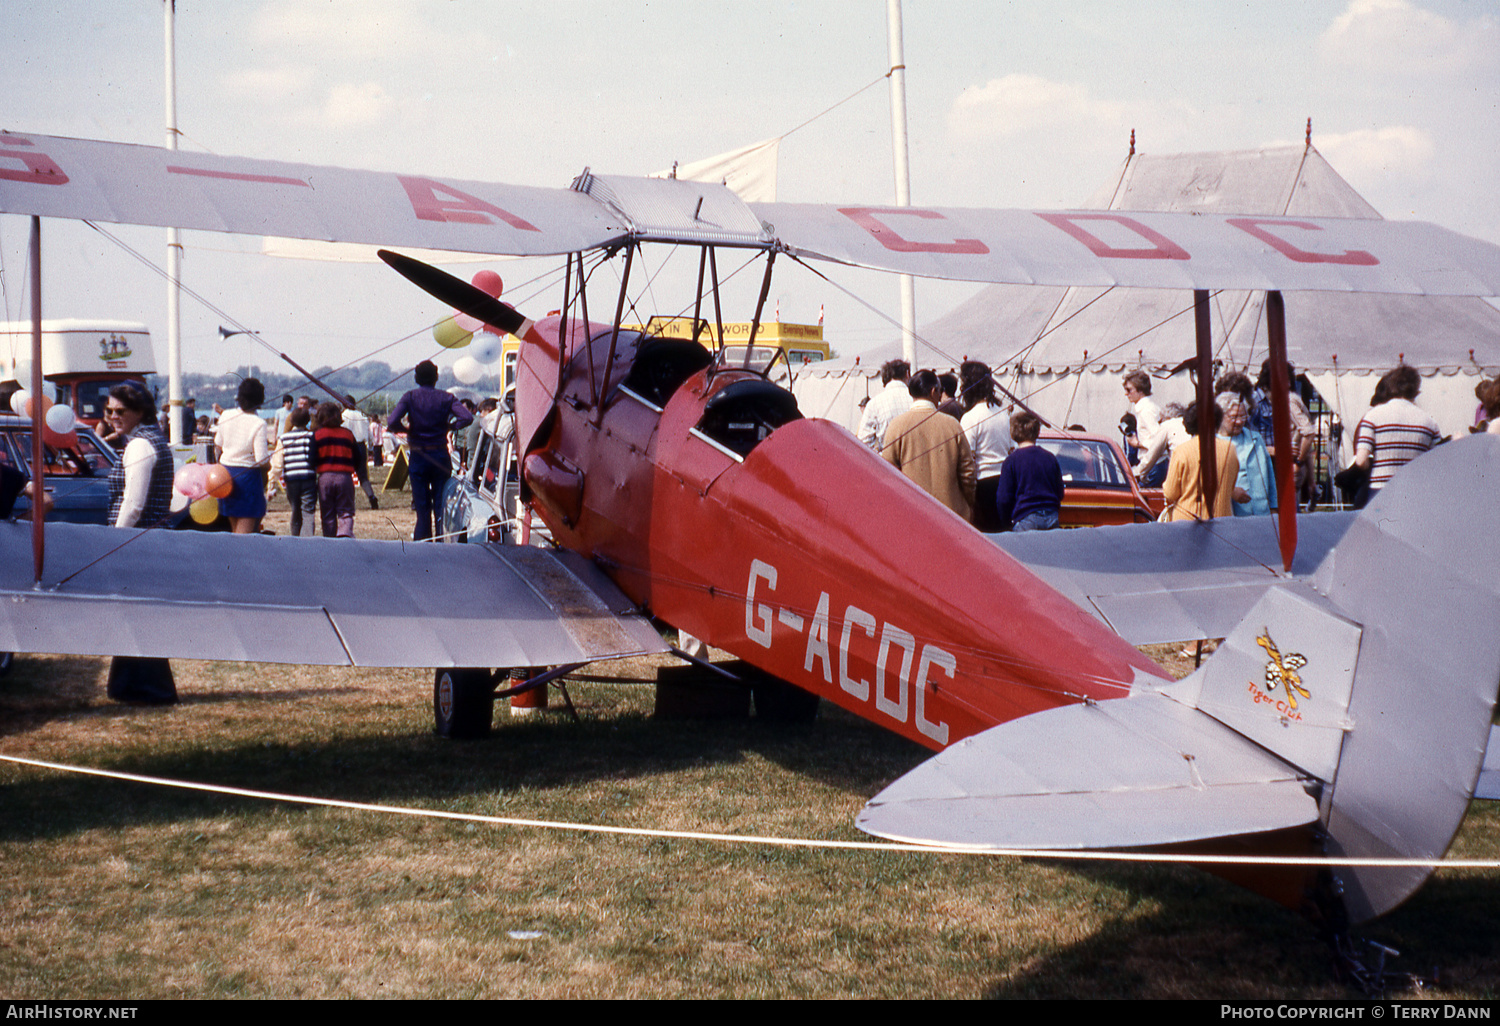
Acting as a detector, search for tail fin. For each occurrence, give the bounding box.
[1294,433,1500,920]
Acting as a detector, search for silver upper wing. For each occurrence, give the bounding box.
[0,130,623,257]
[6,130,1500,296]
[753,201,1500,296]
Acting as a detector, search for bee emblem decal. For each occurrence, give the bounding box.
[1256,631,1310,711]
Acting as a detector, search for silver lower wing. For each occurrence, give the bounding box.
[988,512,1357,644]
[0,523,667,668]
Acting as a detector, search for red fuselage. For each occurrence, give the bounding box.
[516,317,1172,752]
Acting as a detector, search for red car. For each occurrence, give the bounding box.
[1036,429,1164,526]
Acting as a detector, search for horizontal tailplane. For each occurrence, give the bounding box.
[857,692,1319,851]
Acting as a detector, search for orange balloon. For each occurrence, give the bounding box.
[22,396,74,448]
[204,464,234,499]
[23,395,52,421]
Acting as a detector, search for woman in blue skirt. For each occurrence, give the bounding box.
[214,377,269,534]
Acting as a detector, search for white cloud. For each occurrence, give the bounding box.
[250,0,478,64]
[947,74,1126,139]
[1316,125,1435,184]
[1320,0,1499,74]
[220,66,316,102]
[322,82,396,128]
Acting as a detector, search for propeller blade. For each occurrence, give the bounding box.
[377,249,526,337]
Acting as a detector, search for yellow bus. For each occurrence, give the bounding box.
[491,317,829,398]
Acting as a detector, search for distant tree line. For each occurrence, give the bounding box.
[145,359,504,417]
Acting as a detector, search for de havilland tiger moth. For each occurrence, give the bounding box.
[2,128,1500,938]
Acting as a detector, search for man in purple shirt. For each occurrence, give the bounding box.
[387,360,474,541]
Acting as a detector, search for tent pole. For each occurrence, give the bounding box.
[1267,291,1297,572]
[1194,289,1216,519]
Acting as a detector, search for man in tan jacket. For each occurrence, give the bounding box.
[881,369,977,520]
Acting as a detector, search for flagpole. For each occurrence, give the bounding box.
[164,0,184,445]
[887,0,917,366]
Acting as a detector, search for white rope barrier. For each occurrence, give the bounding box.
[4,753,1497,870]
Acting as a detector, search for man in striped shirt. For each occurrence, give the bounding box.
[1352,365,1441,494]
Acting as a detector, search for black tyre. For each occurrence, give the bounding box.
[0,652,12,677]
[434,668,495,739]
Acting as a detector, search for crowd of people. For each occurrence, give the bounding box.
[258,362,474,541]
[3,348,1483,546]
[860,355,1468,530]
[0,362,484,704]
[1137,359,1455,519]
[859,358,1063,533]
[82,360,477,543]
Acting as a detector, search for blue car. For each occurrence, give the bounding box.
[0,413,120,525]
[439,418,518,545]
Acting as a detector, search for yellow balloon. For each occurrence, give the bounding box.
[433,316,474,350]
[189,496,219,524]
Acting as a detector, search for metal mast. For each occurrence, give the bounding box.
[164,0,184,444]
[887,0,916,366]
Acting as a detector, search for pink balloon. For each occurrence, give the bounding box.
[454,312,484,334]
[174,463,210,500]
[471,270,504,297]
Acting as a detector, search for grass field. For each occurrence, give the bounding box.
[1,479,1496,999]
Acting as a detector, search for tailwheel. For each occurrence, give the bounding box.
[434,668,497,739]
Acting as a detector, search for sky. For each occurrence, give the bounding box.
[3,0,1497,379]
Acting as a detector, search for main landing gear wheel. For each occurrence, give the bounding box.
[0,652,13,677]
[433,668,496,739]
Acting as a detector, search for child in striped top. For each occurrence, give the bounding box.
[277,407,317,537]
[313,401,358,538]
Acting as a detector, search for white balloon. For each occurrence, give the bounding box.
[10,389,30,415]
[452,355,485,385]
[470,331,503,364]
[45,403,77,433]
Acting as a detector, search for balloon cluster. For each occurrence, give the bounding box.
[9,390,79,447]
[430,270,507,385]
[174,463,233,524]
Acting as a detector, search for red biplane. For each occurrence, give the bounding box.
[3,130,1500,944]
